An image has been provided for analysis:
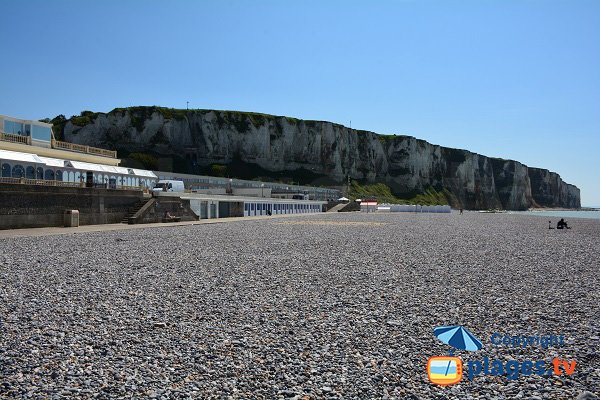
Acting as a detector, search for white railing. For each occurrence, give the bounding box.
[51,139,117,158]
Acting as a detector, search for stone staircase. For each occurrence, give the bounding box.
[326,203,348,213]
[121,200,150,224]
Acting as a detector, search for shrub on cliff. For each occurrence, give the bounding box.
[128,153,158,170]
[210,164,227,177]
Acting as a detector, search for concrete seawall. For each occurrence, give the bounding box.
[0,184,145,229]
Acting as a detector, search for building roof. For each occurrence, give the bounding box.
[0,149,157,178]
[132,168,158,178]
[38,156,66,167]
[0,149,44,164]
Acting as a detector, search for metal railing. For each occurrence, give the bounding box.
[0,132,32,145]
[0,176,143,190]
[51,139,117,158]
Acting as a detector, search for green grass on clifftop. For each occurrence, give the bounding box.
[349,181,450,205]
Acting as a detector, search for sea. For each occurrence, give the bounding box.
[509,210,600,220]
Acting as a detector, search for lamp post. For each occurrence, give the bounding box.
[261,183,264,198]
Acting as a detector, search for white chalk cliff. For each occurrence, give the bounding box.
[55,107,580,210]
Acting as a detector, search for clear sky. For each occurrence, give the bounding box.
[1,0,598,206]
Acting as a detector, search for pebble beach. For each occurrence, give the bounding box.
[1,212,598,399]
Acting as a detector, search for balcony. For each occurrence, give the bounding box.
[51,139,117,158]
[0,130,117,159]
[0,132,31,145]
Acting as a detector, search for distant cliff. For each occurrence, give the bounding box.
[50,107,580,210]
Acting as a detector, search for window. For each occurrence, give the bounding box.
[30,125,52,142]
[2,163,11,177]
[36,167,44,179]
[4,120,25,135]
[44,170,55,180]
[11,165,25,178]
[26,166,35,179]
[245,204,249,211]
[56,170,63,181]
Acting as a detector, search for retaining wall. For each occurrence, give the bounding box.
[0,183,144,229]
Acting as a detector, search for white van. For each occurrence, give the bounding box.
[152,180,185,194]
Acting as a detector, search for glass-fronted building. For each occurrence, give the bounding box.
[1,115,53,145]
[0,114,158,188]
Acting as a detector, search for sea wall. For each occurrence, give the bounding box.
[0,184,144,230]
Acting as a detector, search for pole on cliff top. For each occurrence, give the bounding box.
[186,101,189,110]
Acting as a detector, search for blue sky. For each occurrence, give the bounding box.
[1,0,598,206]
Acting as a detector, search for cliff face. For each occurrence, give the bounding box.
[528,167,580,209]
[56,107,581,210]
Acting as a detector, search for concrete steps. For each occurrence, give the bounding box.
[121,200,149,224]
[326,203,348,213]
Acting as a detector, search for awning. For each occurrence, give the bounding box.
[0,149,157,178]
[112,166,131,175]
[63,161,126,175]
[0,149,45,164]
[131,169,157,178]
[66,160,109,173]
[38,156,66,168]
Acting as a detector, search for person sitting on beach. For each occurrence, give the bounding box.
[556,218,570,229]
